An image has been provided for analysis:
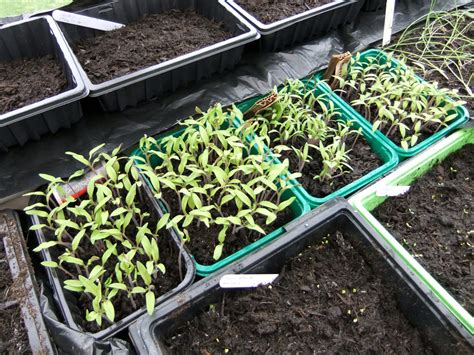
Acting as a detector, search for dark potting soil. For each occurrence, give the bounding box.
[165,231,431,353]
[236,0,334,24]
[74,10,234,84]
[0,307,30,355]
[37,187,182,333]
[0,233,31,354]
[0,55,67,114]
[277,133,382,198]
[373,144,474,314]
[163,189,293,266]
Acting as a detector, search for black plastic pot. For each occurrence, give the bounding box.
[30,178,196,341]
[0,210,56,354]
[226,0,361,52]
[58,0,259,112]
[0,16,88,152]
[129,198,473,354]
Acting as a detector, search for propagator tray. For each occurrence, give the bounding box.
[235,79,399,209]
[349,127,474,335]
[128,198,473,353]
[226,0,361,52]
[315,49,470,160]
[132,126,310,277]
[1,210,56,354]
[30,178,196,340]
[58,0,259,112]
[0,16,88,151]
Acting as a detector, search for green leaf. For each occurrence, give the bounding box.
[146,291,155,315]
[108,283,128,291]
[234,190,252,208]
[103,300,115,322]
[29,224,46,231]
[39,173,59,183]
[89,265,104,281]
[65,152,91,167]
[157,263,166,274]
[41,261,58,268]
[110,207,128,218]
[33,241,58,252]
[278,196,295,212]
[156,213,170,231]
[137,261,152,286]
[213,244,223,261]
[25,210,49,219]
[131,287,146,294]
[126,183,137,207]
[71,229,86,251]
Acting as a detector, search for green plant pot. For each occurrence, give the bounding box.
[349,127,474,334]
[131,125,310,277]
[235,80,398,209]
[314,48,470,160]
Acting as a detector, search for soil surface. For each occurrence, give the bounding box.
[0,234,31,354]
[373,144,474,314]
[0,55,67,114]
[166,231,431,353]
[236,0,334,24]
[277,133,382,198]
[163,190,293,266]
[75,10,234,84]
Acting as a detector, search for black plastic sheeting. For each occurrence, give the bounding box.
[0,0,469,202]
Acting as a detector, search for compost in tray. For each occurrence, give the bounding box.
[165,230,431,353]
[235,0,334,23]
[373,144,474,315]
[0,55,67,114]
[75,10,234,84]
[0,237,30,354]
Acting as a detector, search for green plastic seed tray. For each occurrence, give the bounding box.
[131,125,310,277]
[235,79,399,209]
[314,48,470,160]
[349,127,474,334]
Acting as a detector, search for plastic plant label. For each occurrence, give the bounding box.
[376,185,410,197]
[52,10,125,31]
[219,274,279,288]
[52,163,106,204]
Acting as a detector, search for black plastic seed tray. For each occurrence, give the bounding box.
[226,0,361,52]
[58,0,259,112]
[1,210,56,354]
[30,177,196,341]
[0,16,88,152]
[129,198,473,354]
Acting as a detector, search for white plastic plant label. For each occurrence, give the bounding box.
[219,274,279,288]
[376,185,410,197]
[52,10,125,31]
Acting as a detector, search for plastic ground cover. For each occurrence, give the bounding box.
[349,127,474,335]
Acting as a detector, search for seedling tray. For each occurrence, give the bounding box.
[30,178,195,340]
[226,0,360,52]
[58,0,259,112]
[0,16,88,151]
[129,199,472,353]
[235,80,398,209]
[349,127,474,335]
[0,210,55,354]
[315,49,470,160]
[132,125,310,277]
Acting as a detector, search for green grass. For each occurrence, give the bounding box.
[0,0,72,17]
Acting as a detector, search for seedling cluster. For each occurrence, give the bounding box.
[26,145,172,327]
[136,104,298,261]
[243,79,362,183]
[333,53,464,149]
